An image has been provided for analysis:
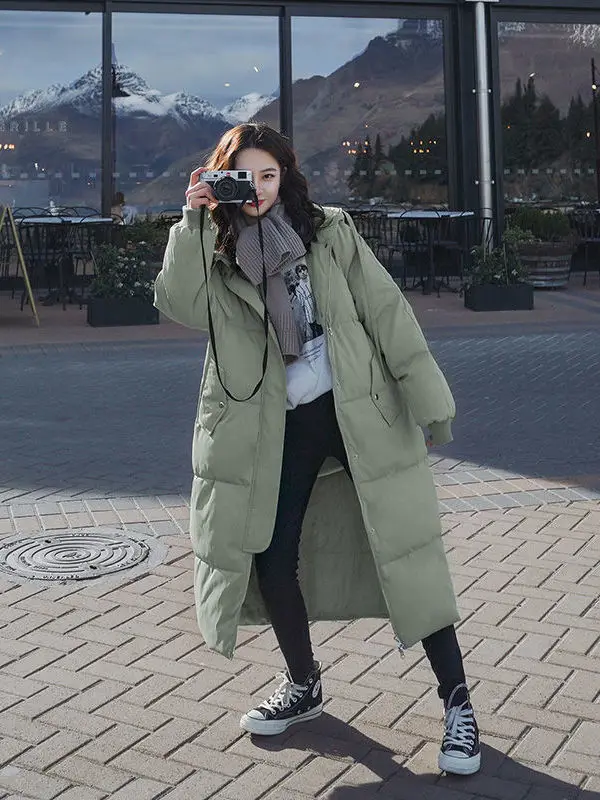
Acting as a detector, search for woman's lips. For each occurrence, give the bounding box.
[246,199,265,207]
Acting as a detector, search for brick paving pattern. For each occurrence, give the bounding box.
[0,284,599,799]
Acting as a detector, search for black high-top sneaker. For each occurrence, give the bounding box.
[240,661,322,736]
[438,683,481,775]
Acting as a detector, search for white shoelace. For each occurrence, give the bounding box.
[260,673,305,713]
[443,702,476,751]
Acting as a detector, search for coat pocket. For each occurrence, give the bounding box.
[196,363,228,434]
[370,354,400,427]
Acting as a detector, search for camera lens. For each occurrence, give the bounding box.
[214,176,238,202]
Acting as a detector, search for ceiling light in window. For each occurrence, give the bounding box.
[354,82,361,88]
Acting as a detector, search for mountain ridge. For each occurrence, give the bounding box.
[0,64,273,126]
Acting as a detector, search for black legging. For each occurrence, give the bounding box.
[255,391,466,699]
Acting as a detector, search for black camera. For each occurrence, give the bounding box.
[202,170,255,203]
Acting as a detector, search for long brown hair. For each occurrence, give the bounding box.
[205,123,325,260]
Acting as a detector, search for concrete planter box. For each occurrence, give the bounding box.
[464,283,534,312]
[87,297,159,327]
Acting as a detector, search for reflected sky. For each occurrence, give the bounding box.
[0,10,399,107]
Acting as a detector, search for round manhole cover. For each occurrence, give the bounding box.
[0,529,151,581]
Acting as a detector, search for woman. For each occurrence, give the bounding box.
[154,123,480,776]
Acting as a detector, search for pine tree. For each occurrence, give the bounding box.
[348,136,374,196]
[521,76,538,169]
[565,94,594,165]
[533,95,564,166]
[374,134,383,166]
[502,79,525,169]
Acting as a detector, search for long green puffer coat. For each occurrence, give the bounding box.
[154,205,459,659]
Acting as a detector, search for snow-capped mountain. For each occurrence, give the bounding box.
[221,92,276,124]
[0,64,229,125]
[394,19,443,41]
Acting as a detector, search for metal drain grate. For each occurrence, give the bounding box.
[0,529,151,581]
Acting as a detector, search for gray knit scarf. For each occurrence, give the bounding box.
[234,202,306,361]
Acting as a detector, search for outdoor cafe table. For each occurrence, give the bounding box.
[387,210,475,294]
[14,216,114,308]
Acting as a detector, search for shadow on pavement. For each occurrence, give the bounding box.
[1,333,600,498]
[249,713,597,799]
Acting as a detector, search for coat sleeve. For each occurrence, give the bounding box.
[333,212,456,445]
[153,207,222,331]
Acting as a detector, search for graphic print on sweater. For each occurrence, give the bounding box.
[283,262,323,344]
[281,261,332,409]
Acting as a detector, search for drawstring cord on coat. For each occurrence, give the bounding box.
[199,194,269,402]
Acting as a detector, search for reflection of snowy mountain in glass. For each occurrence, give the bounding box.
[498,21,600,45]
[393,19,443,41]
[221,92,278,124]
[0,64,277,208]
[0,64,274,125]
[2,20,597,209]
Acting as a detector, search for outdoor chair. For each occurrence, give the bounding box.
[72,206,101,217]
[434,211,478,288]
[157,209,183,226]
[17,217,67,309]
[66,214,112,307]
[13,207,51,219]
[377,213,429,289]
[352,210,386,256]
[0,212,15,285]
[569,210,600,285]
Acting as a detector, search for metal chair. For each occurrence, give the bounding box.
[435,212,478,289]
[378,212,430,290]
[0,212,15,286]
[72,206,101,217]
[55,207,80,217]
[17,217,68,309]
[66,214,114,307]
[569,210,600,285]
[13,207,51,219]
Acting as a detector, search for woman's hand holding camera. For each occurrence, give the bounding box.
[185,167,218,211]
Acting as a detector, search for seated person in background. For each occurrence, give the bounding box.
[111,191,137,224]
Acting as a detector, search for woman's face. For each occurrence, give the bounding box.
[235,147,282,218]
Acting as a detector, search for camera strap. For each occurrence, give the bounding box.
[199,193,269,402]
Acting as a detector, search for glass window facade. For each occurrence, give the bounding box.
[0,10,102,211]
[6,3,596,223]
[291,16,448,206]
[111,13,279,215]
[498,21,600,206]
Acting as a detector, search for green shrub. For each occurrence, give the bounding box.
[509,207,572,242]
[89,242,155,301]
[463,225,534,287]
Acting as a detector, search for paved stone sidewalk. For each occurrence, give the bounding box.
[1,332,600,509]
[0,496,599,799]
[1,291,599,799]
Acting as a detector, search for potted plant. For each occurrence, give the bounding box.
[462,227,534,312]
[87,241,159,326]
[509,207,576,288]
[110,215,172,266]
